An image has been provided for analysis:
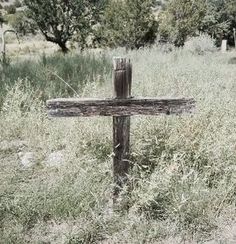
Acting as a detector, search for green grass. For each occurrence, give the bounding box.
[1,47,236,243]
[0,52,111,105]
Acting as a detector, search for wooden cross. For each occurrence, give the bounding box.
[47,57,195,201]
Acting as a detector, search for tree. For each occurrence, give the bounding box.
[24,0,105,53]
[199,0,230,45]
[4,4,16,14]
[198,0,236,46]
[225,0,236,45]
[226,0,236,25]
[14,0,22,8]
[158,0,206,46]
[98,0,157,49]
[73,0,108,50]
[7,11,38,36]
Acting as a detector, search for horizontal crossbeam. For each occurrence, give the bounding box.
[47,97,195,117]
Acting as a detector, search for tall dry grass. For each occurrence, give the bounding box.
[1,46,236,243]
[0,52,111,105]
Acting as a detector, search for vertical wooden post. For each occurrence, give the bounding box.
[113,57,132,201]
[233,28,236,50]
[1,30,19,67]
[1,30,6,66]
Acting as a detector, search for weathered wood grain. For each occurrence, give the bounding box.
[113,58,131,200]
[46,56,197,206]
[47,97,195,117]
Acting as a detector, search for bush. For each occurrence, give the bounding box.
[14,0,21,8]
[158,0,206,46]
[4,4,16,14]
[98,0,157,49]
[7,11,38,36]
[184,34,217,54]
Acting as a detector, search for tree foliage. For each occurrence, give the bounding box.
[158,0,236,47]
[97,0,157,49]
[4,4,16,14]
[198,0,236,46]
[226,0,236,24]
[225,0,236,44]
[24,0,105,53]
[7,11,38,36]
[14,0,22,8]
[158,0,206,46]
[199,0,230,44]
[13,0,236,50]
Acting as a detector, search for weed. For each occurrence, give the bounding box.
[1,47,236,242]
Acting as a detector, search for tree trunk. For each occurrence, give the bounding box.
[58,42,69,53]
[44,33,69,54]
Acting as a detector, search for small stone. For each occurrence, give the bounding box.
[18,152,37,168]
[221,39,228,52]
[45,151,65,167]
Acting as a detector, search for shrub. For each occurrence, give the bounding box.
[14,0,21,8]
[98,0,157,49]
[184,34,217,54]
[7,11,38,36]
[4,4,16,14]
[158,0,206,46]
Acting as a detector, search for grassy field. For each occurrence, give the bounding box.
[0,51,111,104]
[1,46,236,243]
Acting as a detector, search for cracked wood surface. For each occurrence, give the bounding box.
[47,97,195,117]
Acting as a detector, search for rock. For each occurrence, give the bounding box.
[44,151,65,167]
[18,152,37,168]
[221,39,228,52]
